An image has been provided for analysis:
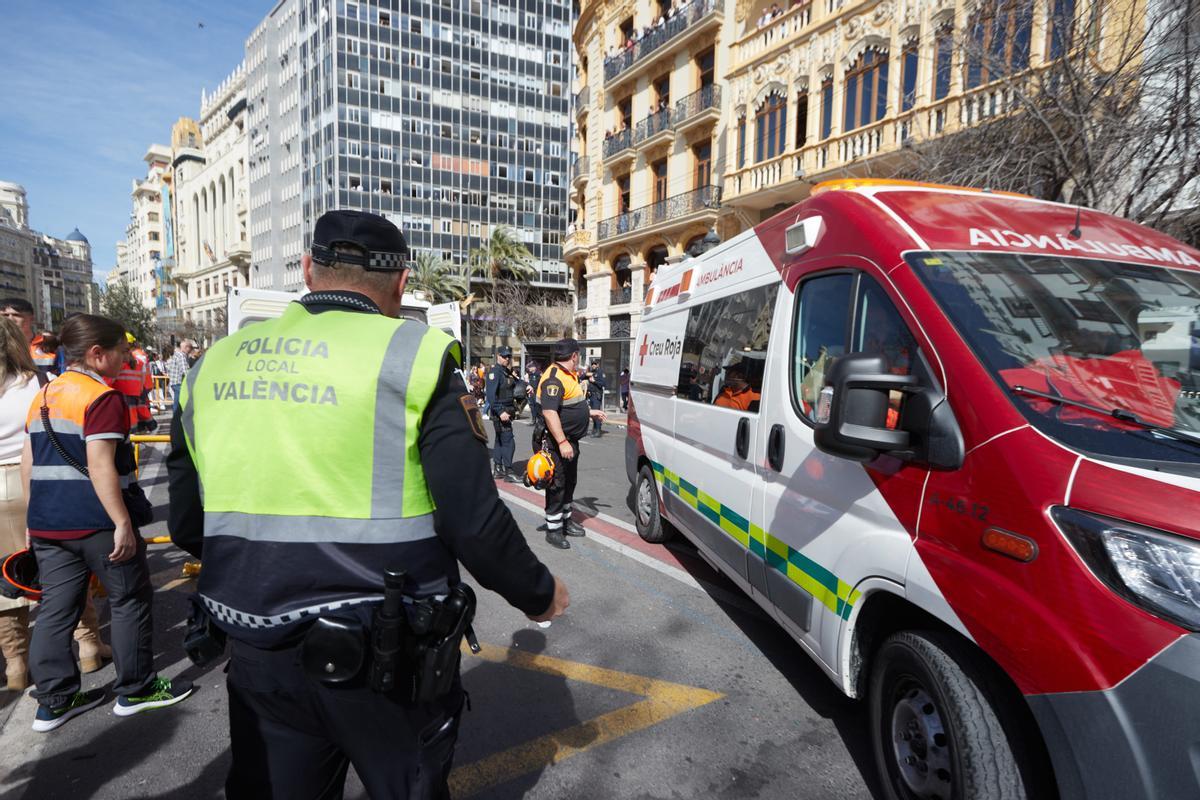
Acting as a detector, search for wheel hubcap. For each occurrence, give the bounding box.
[890,686,953,799]
[637,479,654,527]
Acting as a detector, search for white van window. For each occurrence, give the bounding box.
[854,278,918,377]
[912,251,1200,467]
[794,273,919,423]
[794,273,854,417]
[677,284,777,412]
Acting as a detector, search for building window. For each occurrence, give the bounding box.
[901,44,919,111]
[379,10,391,26]
[1047,0,1076,59]
[736,116,746,168]
[844,50,889,132]
[410,18,422,34]
[345,71,360,89]
[652,158,668,203]
[693,141,712,188]
[934,26,953,100]
[697,47,715,89]
[965,0,1034,89]
[617,174,631,213]
[470,221,482,237]
[820,78,834,139]
[795,92,809,148]
[754,94,787,162]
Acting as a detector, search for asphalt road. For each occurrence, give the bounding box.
[0,415,879,800]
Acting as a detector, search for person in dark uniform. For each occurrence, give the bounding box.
[525,360,545,451]
[167,210,570,800]
[583,358,606,437]
[484,345,519,481]
[536,338,605,549]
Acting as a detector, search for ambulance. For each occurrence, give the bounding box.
[626,180,1200,800]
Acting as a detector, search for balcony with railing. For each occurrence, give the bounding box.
[603,0,721,89]
[602,128,634,165]
[723,80,1032,207]
[633,107,673,149]
[610,287,633,306]
[576,291,587,310]
[597,185,721,243]
[610,317,632,338]
[673,84,721,133]
[571,155,590,190]
[732,3,814,70]
[573,85,591,118]
[564,226,593,258]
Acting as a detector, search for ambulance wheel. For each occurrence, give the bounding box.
[635,465,672,543]
[870,631,1027,800]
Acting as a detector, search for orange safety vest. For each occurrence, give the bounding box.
[113,355,152,425]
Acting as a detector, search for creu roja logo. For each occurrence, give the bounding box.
[638,334,683,367]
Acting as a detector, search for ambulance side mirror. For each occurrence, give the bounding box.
[813,354,915,462]
[813,354,964,470]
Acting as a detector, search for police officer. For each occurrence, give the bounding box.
[583,358,606,437]
[484,345,518,481]
[167,210,569,800]
[537,338,606,549]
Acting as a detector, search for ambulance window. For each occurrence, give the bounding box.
[676,284,778,411]
[852,278,917,376]
[793,273,854,417]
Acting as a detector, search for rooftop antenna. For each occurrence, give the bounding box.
[1068,206,1082,240]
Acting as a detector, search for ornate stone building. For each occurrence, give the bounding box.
[570,0,1090,350]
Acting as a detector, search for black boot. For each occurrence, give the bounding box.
[545,529,571,549]
[565,520,587,537]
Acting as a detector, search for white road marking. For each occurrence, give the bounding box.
[500,489,702,589]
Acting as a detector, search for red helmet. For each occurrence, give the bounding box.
[524,451,555,490]
[0,549,41,602]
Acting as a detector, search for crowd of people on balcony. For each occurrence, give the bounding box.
[756,4,783,28]
[603,0,695,65]
[603,121,630,146]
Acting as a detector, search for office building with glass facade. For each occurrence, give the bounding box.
[247,0,573,302]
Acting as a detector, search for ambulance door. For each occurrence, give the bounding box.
[753,268,927,669]
[660,282,779,604]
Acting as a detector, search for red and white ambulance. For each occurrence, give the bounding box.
[626,180,1200,800]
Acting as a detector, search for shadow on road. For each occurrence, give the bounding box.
[451,628,593,799]
[620,483,886,799]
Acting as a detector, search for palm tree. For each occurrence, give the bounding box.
[466,226,537,352]
[407,252,466,303]
[467,226,535,289]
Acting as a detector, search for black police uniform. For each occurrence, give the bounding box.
[484,356,517,477]
[167,212,555,800]
[538,363,590,548]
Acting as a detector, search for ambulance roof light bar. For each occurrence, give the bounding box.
[810,178,1033,199]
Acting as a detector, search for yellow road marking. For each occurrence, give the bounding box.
[449,643,722,797]
[157,576,195,593]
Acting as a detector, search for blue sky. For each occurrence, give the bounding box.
[0,1,268,283]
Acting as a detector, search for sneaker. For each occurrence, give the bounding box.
[113,677,194,717]
[565,520,587,537]
[32,689,105,732]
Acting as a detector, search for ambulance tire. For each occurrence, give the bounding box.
[869,630,1027,800]
[634,464,673,544]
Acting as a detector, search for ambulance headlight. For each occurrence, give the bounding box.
[1052,506,1200,631]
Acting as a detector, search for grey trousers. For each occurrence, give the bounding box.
[30,530,156,707]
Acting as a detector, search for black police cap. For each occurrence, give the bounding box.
[311,210,410,272]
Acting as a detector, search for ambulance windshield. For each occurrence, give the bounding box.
[910,252,1200,466]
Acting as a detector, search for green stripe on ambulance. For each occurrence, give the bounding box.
[651,460,862,620]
